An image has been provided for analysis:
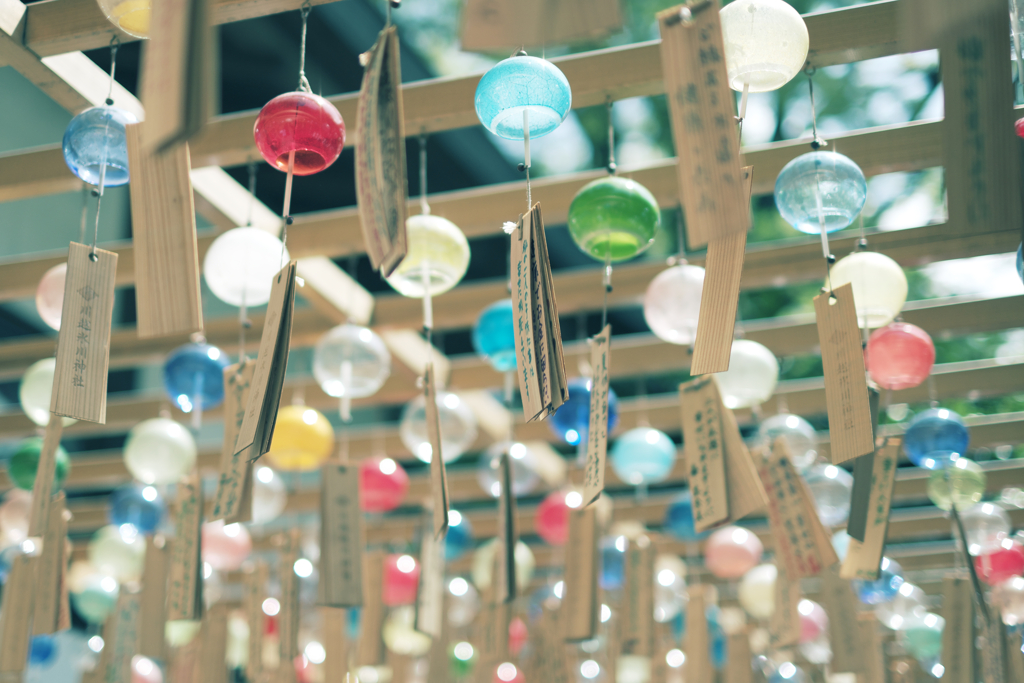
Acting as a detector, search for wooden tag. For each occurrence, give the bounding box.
[679,376,729,531]
[105,590,141,683]
[841,440,899,580]
[415,531,444,639]
[814,283,874,464]
[980,610,1010,683]
[531,607,575,683]
[355,551,385,666]
[126,124,203,339]
[50,241,117,424]
[769,565,800,648]
[197,604,229,683]
[725,630,753,683]
[33,493,67,636]
[317,463,364,608]
[1008,628,1024,683]
[425,363,450,538]
[28,417,63,537]
[942,576,975,683]
[460,0,621,51]
[235,261,298,461]
[940,6,1024,242]
[166,470,203,621]
[846,451,874,542]
[212,360,255,523]
[322,607,349,683]
[0,554,35,672]
[859,615,887,683]
[658,3,748,249]
[355,25,408,277]
[243,562,268,683]
[685,586,712,683]
[691,165,754,375]
[583,325,611,506]
[138,535,168,661]
[622,537,654,656]
[511,203,569,422]
[139,0,211,151]
[719,392,769,521]
[278,531,302,666]
[818,566,865,674]
[562,505,598,642]
[758,440,838,579]
[495,451,518,604]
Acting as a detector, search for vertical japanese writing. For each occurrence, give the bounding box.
[583,326,610,505]
[72,286,98,389]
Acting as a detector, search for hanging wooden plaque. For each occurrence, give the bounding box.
[685,586,712,683]
[814,283,874,463]
[318,463,364,608]
[50,242,117,424]
[495,451,518,604]
[691,165,754,375]
[859,615,887,683]
[33,493,67,636]
[355,551,385,666]
[197,604,229,683]
[847,387,882,541]
[166,471,203,622]
[658,2,748,250]
[758,439,837,579]
[583,324,611,506]
[769,564,801,648]
[725,630,753,683]
[138,535,168,661]
[322,607,349,683]
[355,25,408,276]
[818,566,866,674]
[126,124,203,339]
[511,203,569,422]
[425,363,450,538]
[719,390,769,520]
[0,553,35,674]
[28,418,63,538]
[942,575,975,683]
[104,590,141,683]
[841,440,899,580]
[139,0,211,151]
[235,261,298,461]
[679,376,729,531]
[243,562,268,683]
[278,531,302,668]
[212,360,255,523]
[622,537,655,656]
[562,505,598,642]
[460,0,622,52]
[415,531,444,639]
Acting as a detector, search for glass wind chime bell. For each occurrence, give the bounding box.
[253,5,345,227]
[96,0,151,38]
[313,323,392,421]
[163,340,230,427]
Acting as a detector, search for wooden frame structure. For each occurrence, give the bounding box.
[0,0,1021,616]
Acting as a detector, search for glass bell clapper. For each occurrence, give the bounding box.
[313,323,392,421]
[163,339,230,428]
[253,5,345,229]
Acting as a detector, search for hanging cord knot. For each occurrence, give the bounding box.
[297,1,313,93]
[804,65,828,150]
[105,36,120,106]
[606,99,616,175]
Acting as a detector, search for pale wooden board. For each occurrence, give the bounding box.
[166,471,203,621]
[196,604,229,683]
[859,616,888,683]
[724,631,753,683]
[512,208,542,420]
[583,324,610,506]
[690,166,753,374]
[137,536,168,661]
[355,551,385,666]
[719,392,769,521]
[211,360,255,523]
[818,567,866,674]
[126,125,203,339]
[50,242,117,424]
[355,26,408,276]
[679,376,729,530]
[243,562,268,682]
[769,565,801,648]
[32,493,66,636]
[562,505,598,642]
[277,530,301,665]
[657,2,748,249]
[425,363,450,538]
[814,283,874,463]
[460,0,622,52]
[941,575,975,683]
[684,586,711,683]
[414,532,444,638]
[621,538,654,656]
[841,441,899,580]
[533,204,569,415]
[28,417,63,537]
[495,451,518,604]
[104,590,140,683]
[321,607,349,683]
[317,463,364,608]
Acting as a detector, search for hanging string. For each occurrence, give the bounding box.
[89,40,122,261]
[105,37,119,106]
[297,2,313,94]
[672,203,687,264]
[736,83,749,142]
[805,67,827,150]
[418,133,430,215]
[605,100,616,174]
[600,102,615,328]
[239,161,259,366]
[523,110,532,210]
[805,67,835,286]
[78,185,88,243]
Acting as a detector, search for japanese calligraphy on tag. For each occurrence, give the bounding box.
[244,562,268,682]
[235,261,297,461]
[583,324,611,506]
[769,564,801,647]
[758,440,838,579]
[212,360,255,523]
[317,464,364,608]
[355,25,408,276]
[167,471,203,621]
[658,2,748,250]
[105,591,140,683]
[680,376,729,531]
[815,283,874,464]
[51,242,117,424]
[425,363,450,538]
[563,505,598,642]
[511,203,568,422]
[841,440,898,580]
